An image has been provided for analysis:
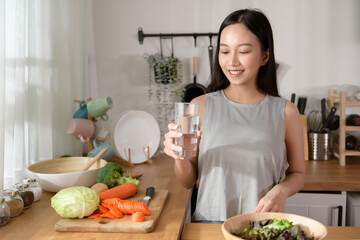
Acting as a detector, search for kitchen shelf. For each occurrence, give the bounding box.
[330,90,360,165]
[344,150,360,156]
[345,126,360,131]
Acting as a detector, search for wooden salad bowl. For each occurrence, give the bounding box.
[222,212,328,240]
[28,157,107,192]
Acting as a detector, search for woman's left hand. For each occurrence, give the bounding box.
[254,185,288,213]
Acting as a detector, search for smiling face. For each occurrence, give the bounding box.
[219,23,269,88]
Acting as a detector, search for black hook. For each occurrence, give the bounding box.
[209,35,212,45]
[193,35,197,48]
[138,27,144,44]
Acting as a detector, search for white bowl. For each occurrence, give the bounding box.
[27,157,107,192]
[222,212,328,240]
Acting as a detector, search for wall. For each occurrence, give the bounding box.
[92,0,360,134]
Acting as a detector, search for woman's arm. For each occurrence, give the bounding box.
[254,100,305,212]
[163,95,206,189]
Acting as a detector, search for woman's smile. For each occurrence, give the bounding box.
[228,70,244,77]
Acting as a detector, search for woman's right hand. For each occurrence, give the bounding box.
[163,123,184,160]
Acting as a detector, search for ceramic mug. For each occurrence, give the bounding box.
[87,97,114,121]
[66,118,95,143]
[88,137,114,160]
[73,101,88,119]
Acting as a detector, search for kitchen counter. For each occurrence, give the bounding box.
[182,223,360,240]
[0,153,190,240]
[1,154,359,239]
[303,157,360,191]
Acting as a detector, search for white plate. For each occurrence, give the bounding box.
[112,110,160,164]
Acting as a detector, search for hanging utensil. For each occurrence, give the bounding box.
[183,40,207,102]
[183,56,207,102]
[208,36,214,71]
[171,36,174,58]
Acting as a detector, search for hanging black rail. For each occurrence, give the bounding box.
[138,27,218,46]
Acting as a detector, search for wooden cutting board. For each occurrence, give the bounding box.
[55,189,168,233]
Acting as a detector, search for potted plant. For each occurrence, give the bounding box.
[145,53,184,137]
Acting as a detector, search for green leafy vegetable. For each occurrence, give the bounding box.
[97,162,141,190]
[51,186,99,219]
[264,219,293,231]
[116,174,141,191]
[236,218,316,240]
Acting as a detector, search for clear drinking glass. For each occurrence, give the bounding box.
[174,102,200,157]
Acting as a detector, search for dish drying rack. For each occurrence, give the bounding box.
[113,146,153,167]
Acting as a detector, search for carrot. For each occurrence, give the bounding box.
[108,204,124,218]
[102,197,121,205]
[100,211,117,219]
[101,202,110,209]
[98,205,109,213]
[98,182,137,201]
[131,212,146,223]
[88,195,151,220]
[117,199,151,216]
[87,213,102,219]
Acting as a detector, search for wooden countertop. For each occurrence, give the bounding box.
[182,223,360,240]
[0,154,190,240]
[1,154,360,239]
[303,157,360,191]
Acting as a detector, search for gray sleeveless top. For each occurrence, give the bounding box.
[193,90,288,221]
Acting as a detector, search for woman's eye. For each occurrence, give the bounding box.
[239,51,249,54]
[220,51,229,55]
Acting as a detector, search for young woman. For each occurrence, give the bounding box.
[164,9,305,222]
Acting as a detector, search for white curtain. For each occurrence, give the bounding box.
[0,0,96,192]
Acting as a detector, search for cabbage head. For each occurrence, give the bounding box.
[51,186,99,218]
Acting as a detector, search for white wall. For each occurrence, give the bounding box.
[92,0,360,133]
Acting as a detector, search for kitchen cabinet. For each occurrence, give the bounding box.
[284,191,346,226]
[329,90,360,165]
[284,157,360,227]
[347,192,360,226]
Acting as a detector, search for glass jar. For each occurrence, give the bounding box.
[23,177,42,202]
[14,183,34,209]
[4,189,24,217]
[0,197,10,226]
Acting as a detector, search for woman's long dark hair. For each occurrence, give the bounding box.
[207,9,279,97]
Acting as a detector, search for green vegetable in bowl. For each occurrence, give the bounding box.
[97,162,141,190]
[51,186,99,219]
[264,219,292,231]
[237,218,316,240]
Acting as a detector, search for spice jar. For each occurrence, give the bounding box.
[23,177,42,202]
[4,189,24,217]
[0,197,10,226]
[14,183,34,209]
